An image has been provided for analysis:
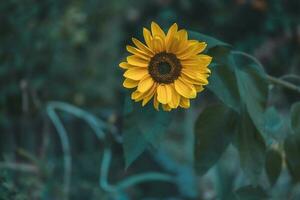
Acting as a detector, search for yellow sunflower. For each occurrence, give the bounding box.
[119,22,212,111]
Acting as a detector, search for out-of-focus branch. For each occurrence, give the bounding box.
[267,75,300,94]
[232,51,300,94]
[0,162,38,173]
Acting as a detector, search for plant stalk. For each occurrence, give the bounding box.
[232,51,300,94]
[267,75,300,94]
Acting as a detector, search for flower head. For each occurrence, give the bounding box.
[119,22,212,111]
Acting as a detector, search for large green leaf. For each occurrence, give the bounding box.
[207,63,240,112]
[234,185,269,200]
[194,104,237,175]
[236,111,266,184]
[234,64,268,140]
[291,102,300,134]
[265,149,282,186]
[264,107,284,141]
[122,96,172,168]
[284,102,300,182]
[284,134,300,183]
[188,31,230,49]
[123,125,148,168]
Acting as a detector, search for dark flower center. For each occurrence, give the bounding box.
[148,52,182,84]
[158,62,172,75]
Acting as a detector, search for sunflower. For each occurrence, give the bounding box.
[119,22,212,111]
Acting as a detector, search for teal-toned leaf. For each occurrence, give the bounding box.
[284,134,300,183]
[123,126,148,168]
[235,185,269,200]
[207,63,240,112]
[234,63,268,140]
[122,96,172,168]
[207,46,231,65]
[265,149,282,186]
[264,107,284,140]
[138,106,172,148]
[236,111,266,184]
[123,92,134,115]
[291,102,300,134]
[188,31,230,49]
[194,104,237,175]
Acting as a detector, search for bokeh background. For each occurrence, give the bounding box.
[1,0,300,199]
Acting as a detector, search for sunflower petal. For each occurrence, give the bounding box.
[131,90,144,100]
[132,38,154,56]
[151,21,166,38]
[127,55,149,67]
[178,42,207,60]
[157,84,172,104]
[180,73,203,85]
[142,83,157,106]
[162,104,172,111]
[123,78,139,88]
[174,77,196,98]
[193,42,207,55]
[152,36,164,53]
[181,68,209,85]
[126,45,151,60]
[197,54,213,67]
[177,29,188,41]
[138,76,154,92]
[166,23,178,52]
[195,85,204,92]
[176,43,198,59]
[180,73,202,85]
[119,62,130,69]
[179,97,190,108]
[143,28,153,49]
[169,38,181,54]
[123,68,148,80]
[169,84,180,108]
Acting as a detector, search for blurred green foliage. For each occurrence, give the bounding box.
[1,0,300,199]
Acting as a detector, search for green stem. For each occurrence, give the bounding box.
[232,51,300,94]
[267,75,300,93]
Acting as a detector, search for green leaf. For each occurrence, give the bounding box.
[284,134,300,183]
[234,63,268,140]
[236,111,266,184]
[207,45,232,65]
[122,96,172,168]
[138,106,172,147]
[194,104,237,175]
[235,185,269,200]
[265,149,282,186]
[123,92,134,115]
[188,31,230,49]
[207,63,240,112]
[264,107,284,140]
[123,125,148,168]
[291,102,300,134]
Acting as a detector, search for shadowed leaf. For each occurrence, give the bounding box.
[189,31,231,49]
[264,107,284,141]
[194,104,237,175]
[265,149,282,186]
[207,63,240,112]
[291,102,300,134]
[234,63,268,140]
[236,111,266,184]
[235,185,269,200]
[122,96,172,168]
[284,134,300,183]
